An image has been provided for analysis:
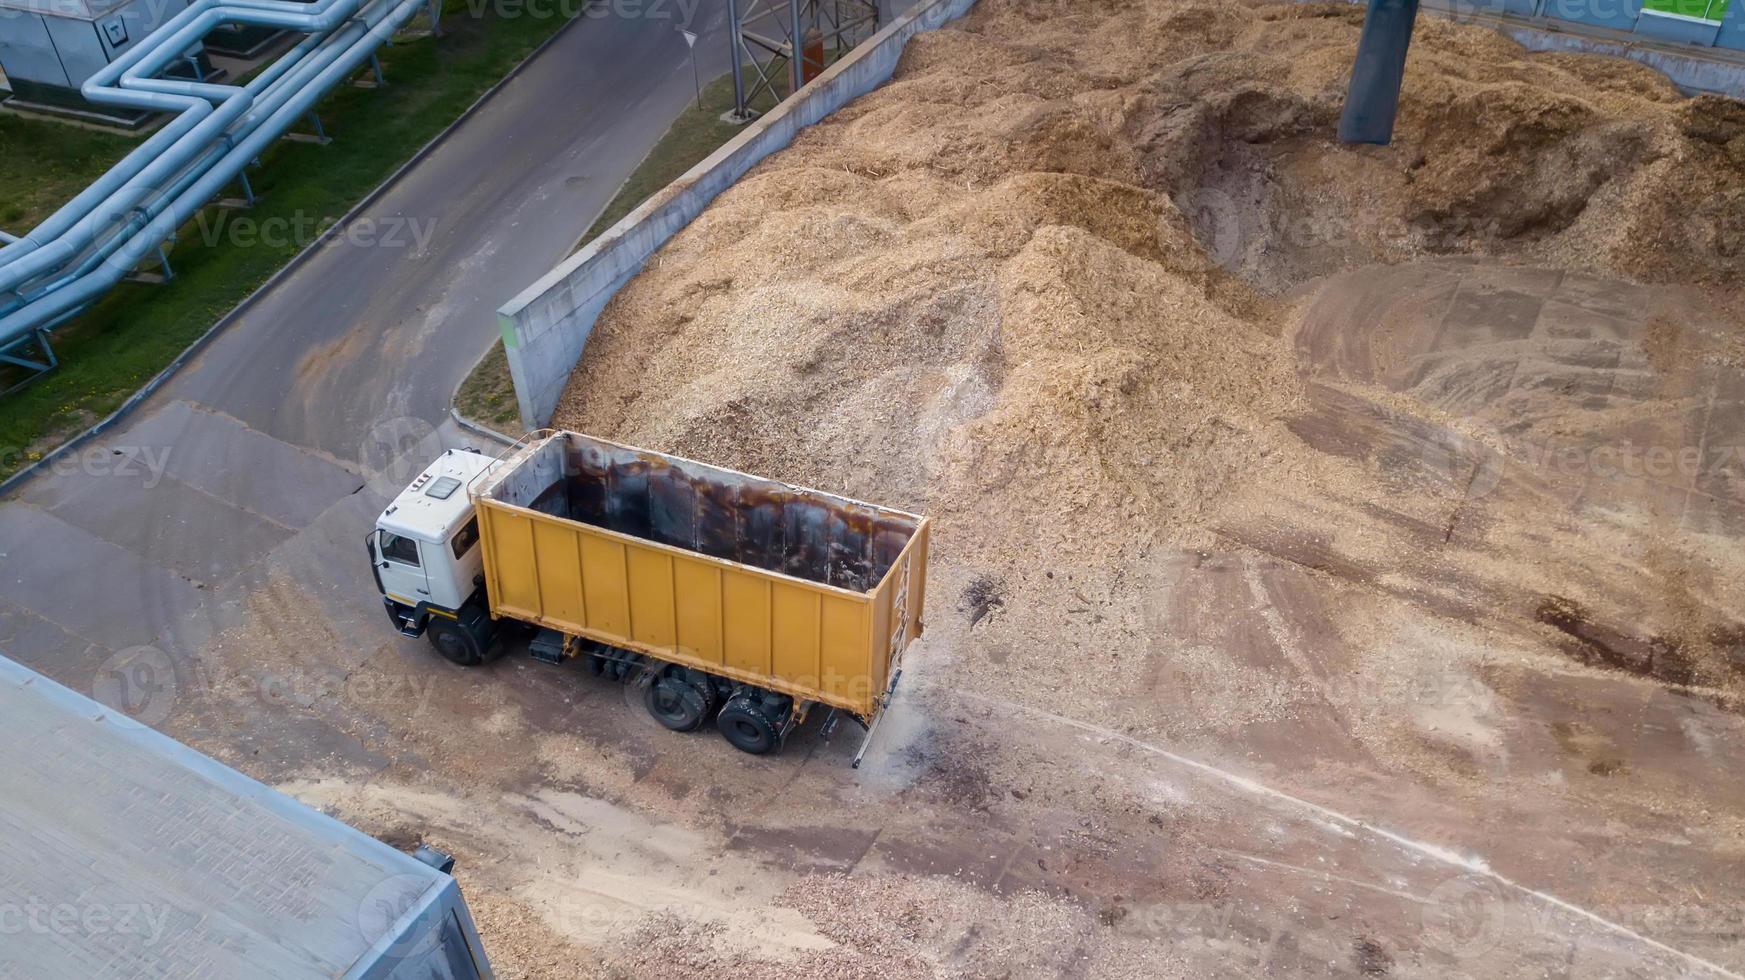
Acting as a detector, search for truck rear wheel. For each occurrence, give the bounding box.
[716,693,786,755]
[645,668,716,733]
[427,619,484,666]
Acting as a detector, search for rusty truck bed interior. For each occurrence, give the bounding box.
[485,433,920,594]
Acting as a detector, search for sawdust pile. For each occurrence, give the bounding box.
[562,10,1307,567]
[559,0,1743,561]
[1147,4,1745,291]
[555,0,1745,731]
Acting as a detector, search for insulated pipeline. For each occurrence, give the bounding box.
[0,0,431,354]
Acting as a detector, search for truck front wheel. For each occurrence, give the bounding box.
[428,619,484,666]
[716,694,785,755]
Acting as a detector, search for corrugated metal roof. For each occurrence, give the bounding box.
[0,654,449,979]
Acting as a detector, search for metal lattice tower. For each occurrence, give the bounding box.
[726,0,882,120]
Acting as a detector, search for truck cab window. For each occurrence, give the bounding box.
[381,532,422,567]
[451,518,480,559]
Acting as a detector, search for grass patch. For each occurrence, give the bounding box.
[454,339,520,431]
[0,0,577,480]
[0,118,137,231]
[456,69,786,435]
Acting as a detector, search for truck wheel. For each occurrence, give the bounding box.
[645,673,711,732]
[716,694,784,755]
[427,619,484,667]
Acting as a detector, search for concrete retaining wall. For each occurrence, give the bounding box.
[1500,21,1745,94]
[496,0,978,431]
[1413,0,1745,96]
[1324,0,1745,95]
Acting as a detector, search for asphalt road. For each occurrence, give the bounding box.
[0,1,735,691]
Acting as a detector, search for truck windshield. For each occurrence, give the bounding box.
[380,531,422,567]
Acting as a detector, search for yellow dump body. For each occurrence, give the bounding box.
[471,432,928,717]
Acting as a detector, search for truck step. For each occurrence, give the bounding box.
[528,628,568,665]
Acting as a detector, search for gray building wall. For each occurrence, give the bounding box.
[0,12,71,88]
[0,0,195,104]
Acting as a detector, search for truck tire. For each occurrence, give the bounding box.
[716,694,785,755]
[645,670,714,732]
[427,619,484,667]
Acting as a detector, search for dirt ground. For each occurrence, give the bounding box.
[143,0,1745,976]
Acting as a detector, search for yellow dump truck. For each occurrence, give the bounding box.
[368,431,929,759]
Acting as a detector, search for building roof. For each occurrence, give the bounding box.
[0,653,454,979]
[0,0,131,21]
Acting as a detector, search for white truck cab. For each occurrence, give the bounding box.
[369,448,501,665]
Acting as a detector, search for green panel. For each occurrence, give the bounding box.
[1641,0,1729,22]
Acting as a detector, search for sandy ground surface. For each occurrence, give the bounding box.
[90,0,1745,976]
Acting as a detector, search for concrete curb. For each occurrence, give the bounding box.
[0,12,587,501]
[497,0,979,431]
[449,405,517,447]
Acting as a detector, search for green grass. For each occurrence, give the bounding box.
[454,338,520,432]
[455,69,788,434]
[0,118,137,231]
[0,0,577,479]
